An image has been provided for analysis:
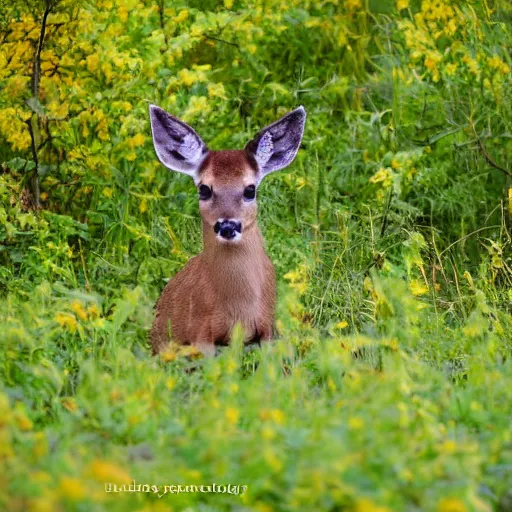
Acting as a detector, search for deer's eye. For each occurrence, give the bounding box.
[243,185,256,201]
[199,184,212,201]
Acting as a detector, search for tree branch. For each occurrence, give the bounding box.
[26,0,55,210]
[471,124,512,178]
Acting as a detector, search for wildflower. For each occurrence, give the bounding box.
[103,187,113,198]
[354,498,392,512]
[424,51,441,71]
[348,417,364,430]
[59,477,86,501]
[336,320,349,329]
[14,410,33,431]
[87,459,132,484]
[87,304,100,318]
[438,498,466,512]
[225,407,240,425]
[263,448,283,472]
[369,167,392,187]
[224,0,233,8]
[62,397,78,412]
[283,264,308,295]
[247,44,257,55]
[445,63,458,76]
[71,300,88,321]
[175,9,189,23]
[128,133,145,148]
[166,376,177,390]
[346,0,362,9]
[397,0,409,10]
[261,426,276,440]
[55,312,78,333]
[207,82,227,100]
[439,439,457,454]
[86,54,99,73]
[409,279,429,296]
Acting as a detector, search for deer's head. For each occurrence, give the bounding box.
[149,105,306,244]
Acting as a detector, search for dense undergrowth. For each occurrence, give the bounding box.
[1,0,512,510]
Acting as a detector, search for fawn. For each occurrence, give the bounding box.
[148,104,306,356]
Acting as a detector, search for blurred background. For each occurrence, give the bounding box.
[1,0,512,510]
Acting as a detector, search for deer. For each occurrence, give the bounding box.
[148,104,306,357]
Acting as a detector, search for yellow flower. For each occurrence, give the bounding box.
[424,51,441,71]
[59,477,86,501]
[224,0,233,8]
[369,167,392,186]
[87,459,132,483]
[348,417,364,430]
[166,376,177,390]
[247,44,257,55]
[488,55,503,69]
[261,426,276,440]
[207,82,227,100]
[409,279,429,296]
[336,320,349,329]
[439,439,457,454]
[175,9,189,23]
[397,0,409,10]
[71,300,88,321]
[438,498,466,512]
[103,187,113,198]
[55,313,78,333]
[86,54,99,73]
[87,304,100,318]
[445,63,458,76]
[263,448,283,472]
[346,0,362,9]
[225,407,240,425]
[128,133,145,148]
[355,498,392,512]
[15,411,33,431]
[62,397,78,412]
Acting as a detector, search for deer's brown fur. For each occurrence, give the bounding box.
[148,104,305,356]
[150,150,275,356]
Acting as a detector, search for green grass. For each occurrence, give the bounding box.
[1,0,512,510]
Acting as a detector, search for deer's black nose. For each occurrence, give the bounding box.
[214,220,242,240]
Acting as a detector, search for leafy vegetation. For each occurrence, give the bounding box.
[1,0,512,510]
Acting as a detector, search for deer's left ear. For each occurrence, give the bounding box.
[149,104,208,180]
[245,106,306,178]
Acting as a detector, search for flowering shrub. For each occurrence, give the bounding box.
[1,0,512,510]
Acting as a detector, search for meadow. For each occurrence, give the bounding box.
[1,0,512,510]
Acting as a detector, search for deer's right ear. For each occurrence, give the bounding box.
[149,104,208,179]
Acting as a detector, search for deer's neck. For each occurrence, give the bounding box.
[201,223,267,302]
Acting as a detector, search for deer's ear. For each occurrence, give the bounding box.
[245,106,306,178]
[149,104,208,179]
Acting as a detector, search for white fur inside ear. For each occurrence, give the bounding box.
[255,131,274,168]
[182,132,204,167]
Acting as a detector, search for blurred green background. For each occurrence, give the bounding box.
[1,0,512,510]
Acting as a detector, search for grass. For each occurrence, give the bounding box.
[1,0,512,510]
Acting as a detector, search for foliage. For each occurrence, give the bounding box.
[1,0,512,510]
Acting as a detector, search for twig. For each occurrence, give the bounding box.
[439,225,501,257]
[32,1,52,98]
[26,0,55,210]
[470,123,512,178]
[476,137,512,178]
[202,34,239,48]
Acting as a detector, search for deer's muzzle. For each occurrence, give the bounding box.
[214,220,242,240]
